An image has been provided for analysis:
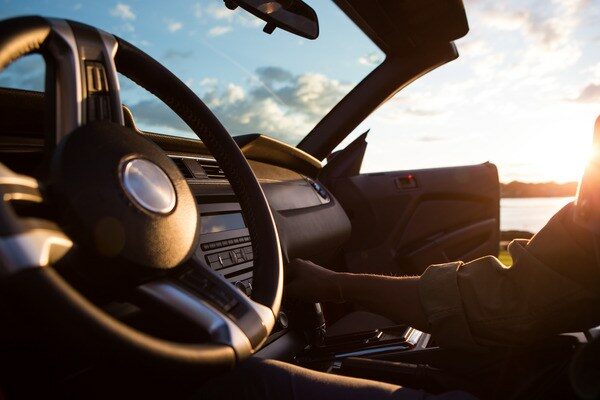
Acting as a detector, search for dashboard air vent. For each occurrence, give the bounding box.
[198,159,226,180]
[171,157,194,179]
[168,156,227,180]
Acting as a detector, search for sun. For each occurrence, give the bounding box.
[525,135,590,183]
[509,106,599,184]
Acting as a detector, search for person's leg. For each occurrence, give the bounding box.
[197,358,476,400]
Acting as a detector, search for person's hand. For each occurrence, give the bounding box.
[284,258,344,303]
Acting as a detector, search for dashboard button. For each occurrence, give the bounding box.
[221,257,233,267]
[205,289,237,312]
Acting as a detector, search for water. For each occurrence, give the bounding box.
[500,197,574,233]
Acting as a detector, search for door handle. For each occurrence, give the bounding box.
[395,174,418,190]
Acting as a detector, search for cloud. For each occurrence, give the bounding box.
[484,10,569,47]
[200,77,218,88]
[254,66,294,84]
[205,67,351,142]
[110,3,135,20]
[189,3,263,38]
[193,3,202,19]
[225,84,245,104]
[206,4,235,20]
[248,66,353,119]
[404,108,443,117]
[586,62,600,82]
[417,135,445,142]
[461,0,587,88]
[163,49,193,60]
[205,3,262,28]
[479,1,584,49]
[121,22,135,33]
[167,20,183,32]
[457,39,490,57]
[481,9,528,31]
[127,66,352,144]
[128,100,189,132]
[572,84,600,103]
[208,26,232,37]
[358,52,384,66]
[472,53,505,77]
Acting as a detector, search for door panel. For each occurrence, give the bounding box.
[322,162,500,275]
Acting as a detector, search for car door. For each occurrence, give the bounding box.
[320,132,500,276]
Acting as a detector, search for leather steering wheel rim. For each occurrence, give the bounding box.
[0,16,283,372]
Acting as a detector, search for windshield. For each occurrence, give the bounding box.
[0,1,383,145]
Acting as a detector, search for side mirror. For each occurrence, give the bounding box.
[225,0,319,40]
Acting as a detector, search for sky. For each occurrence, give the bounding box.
[348,0,600,183]
[1,0,599,183]
[0,0,381,143]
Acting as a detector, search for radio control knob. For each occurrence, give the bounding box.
[234,280,252,296]
[277,311,289,329]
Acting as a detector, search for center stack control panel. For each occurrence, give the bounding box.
[195,202,255,296]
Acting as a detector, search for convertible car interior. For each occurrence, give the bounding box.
[0,0,595,399]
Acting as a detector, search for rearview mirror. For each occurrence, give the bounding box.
[224,0,319,40]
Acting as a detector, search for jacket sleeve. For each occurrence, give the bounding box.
[418,204,600,351]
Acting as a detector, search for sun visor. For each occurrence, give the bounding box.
[335,0,469,54]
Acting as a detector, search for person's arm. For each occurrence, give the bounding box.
[285,259,428,330]
[285,204,600,350]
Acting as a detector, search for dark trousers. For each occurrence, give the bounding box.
[197,358,477,400]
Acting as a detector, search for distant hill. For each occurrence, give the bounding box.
[501,181,577,198]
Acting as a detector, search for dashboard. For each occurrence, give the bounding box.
[0,87,353,356]
[157,138,352,356]
[164,149,351,299]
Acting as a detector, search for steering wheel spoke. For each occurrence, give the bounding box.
[137,280,254,359]
[45,18,124,143]
[0,163,72,277]
[137,259,275,358]
[0,163,42,204]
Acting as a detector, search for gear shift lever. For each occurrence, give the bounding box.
[313,302,327,346]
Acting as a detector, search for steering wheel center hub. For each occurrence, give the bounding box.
[50,121,199,269]
[121,158,176,214]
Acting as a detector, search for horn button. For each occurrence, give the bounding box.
[50,121,199,270]
[121,158,176,215]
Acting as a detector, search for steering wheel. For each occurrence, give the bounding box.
[0,16,283,373]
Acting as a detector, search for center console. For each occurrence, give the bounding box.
[169,155,258,295]
[194,202,255,295]
[296,325,430,368]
